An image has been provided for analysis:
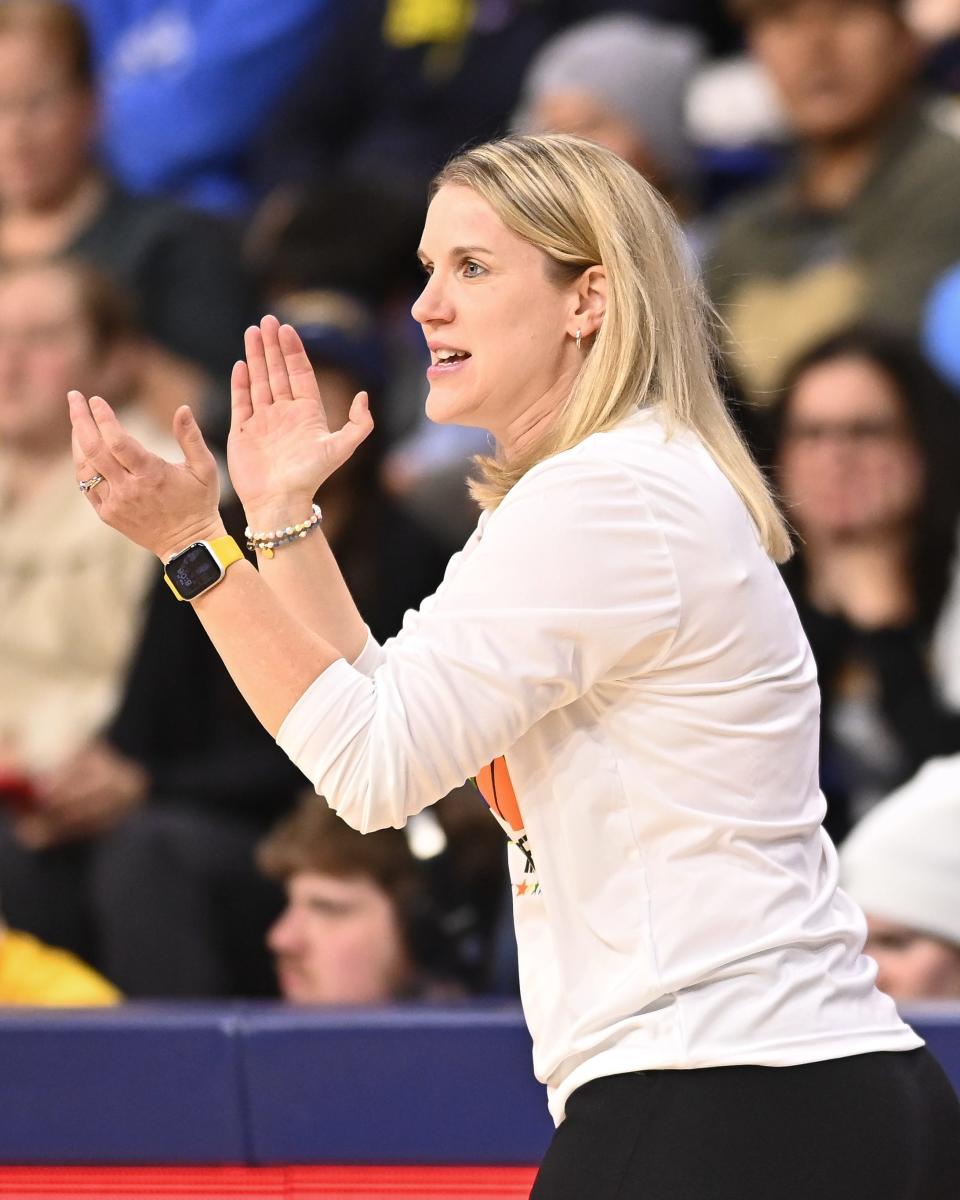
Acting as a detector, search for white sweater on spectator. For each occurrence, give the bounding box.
[277,408,921,1124]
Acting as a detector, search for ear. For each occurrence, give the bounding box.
[569,265,606,341]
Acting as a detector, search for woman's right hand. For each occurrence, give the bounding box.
[227,315,374,517]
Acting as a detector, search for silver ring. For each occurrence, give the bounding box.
[78,473,105,493]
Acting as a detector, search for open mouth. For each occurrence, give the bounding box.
[428,348,472,377]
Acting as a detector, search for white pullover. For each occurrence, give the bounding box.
[278,409,921,1124]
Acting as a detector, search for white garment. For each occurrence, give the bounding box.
[278,409,921,1124]
[0,408,178,773]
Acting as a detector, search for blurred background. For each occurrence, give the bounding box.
[1,0,960,1027]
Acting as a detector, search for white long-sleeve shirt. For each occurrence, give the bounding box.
[278,408,921,1124]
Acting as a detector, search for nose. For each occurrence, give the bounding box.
[267,906,300,953]
[411,271,454,327]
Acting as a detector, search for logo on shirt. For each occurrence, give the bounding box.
[472,757,540,896]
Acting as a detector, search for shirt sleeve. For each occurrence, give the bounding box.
[277,453,681,832]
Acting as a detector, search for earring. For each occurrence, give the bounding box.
[576,329,582,351]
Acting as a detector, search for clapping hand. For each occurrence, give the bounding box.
[68,391,224,562]
[228,315,374,515]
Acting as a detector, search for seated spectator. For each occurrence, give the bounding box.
[0,292,449,997]
[513,14,705,220]
[706,0,960,399]
[771,327,960,838]
[0,901,119,1005]
[0,259,175,799]
[257,795,464,1004]
[0,0,253,432]
[840,754,960,1001]
[0,510,308,999]
[252,0,556,200]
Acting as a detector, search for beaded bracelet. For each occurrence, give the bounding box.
[244,503,322,559]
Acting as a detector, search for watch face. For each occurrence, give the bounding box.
[165,543,223,600]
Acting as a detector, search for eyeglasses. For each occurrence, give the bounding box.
[782,418,910,448]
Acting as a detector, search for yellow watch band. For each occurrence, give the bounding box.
[163,535,244,601]
[209,535,244,572]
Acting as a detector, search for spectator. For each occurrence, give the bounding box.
[771,327,960,838]
[706,0,960,399]
[72,0,331,216]
[513,14,705,220]
[253,0,556,200]
[257,795,462,1004]
[840,754,960,1001]
[0,292,449,997]
[0,508,308,999]
[0,0,253,431]
[0,901,120,1005]
[0,259,174,800]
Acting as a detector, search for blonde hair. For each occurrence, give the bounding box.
[431,134,793,563]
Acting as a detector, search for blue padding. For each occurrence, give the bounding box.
[238,1003,554,1165]
[903,1005,960,1093]
[0,1003,956,1165]
[0,1004,247,1164]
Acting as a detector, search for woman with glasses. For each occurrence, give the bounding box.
[773,327,960,839]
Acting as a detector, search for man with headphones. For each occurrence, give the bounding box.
[257,793,465,1004]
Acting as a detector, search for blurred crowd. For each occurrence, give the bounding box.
[1,0,960,1012]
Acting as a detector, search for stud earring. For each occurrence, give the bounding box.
[576,329,582,351]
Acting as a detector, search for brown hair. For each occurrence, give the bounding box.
[257,795,422,899]
[0,258,137,353]
[0,0,94,88]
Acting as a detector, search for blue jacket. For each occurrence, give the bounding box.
[74,0,331,213]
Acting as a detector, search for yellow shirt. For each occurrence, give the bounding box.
[0,929,121,1006]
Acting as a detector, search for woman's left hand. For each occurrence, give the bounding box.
[68,391,224,562]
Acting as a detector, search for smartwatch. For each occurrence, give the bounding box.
[163,535,244,601]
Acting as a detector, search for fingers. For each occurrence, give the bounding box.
[88,394,154,474]
[244,324,274,410]
[174,406,218,484]
[68,390,120,483]
[277,322,322,403]
[230,359,253,427]
[260,314,294,403]
[330,390,374,458]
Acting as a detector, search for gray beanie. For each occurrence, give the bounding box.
[840,755,960,948]
[513,14,705,188]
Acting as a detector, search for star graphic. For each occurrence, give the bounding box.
[516,881,528,896]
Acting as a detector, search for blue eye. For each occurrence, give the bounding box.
[462,260,485,278]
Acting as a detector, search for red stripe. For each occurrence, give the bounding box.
[0,1165,537,1199]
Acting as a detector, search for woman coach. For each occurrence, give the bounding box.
[68,134,960,1198]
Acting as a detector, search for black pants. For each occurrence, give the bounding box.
[531,1049,960,1200]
